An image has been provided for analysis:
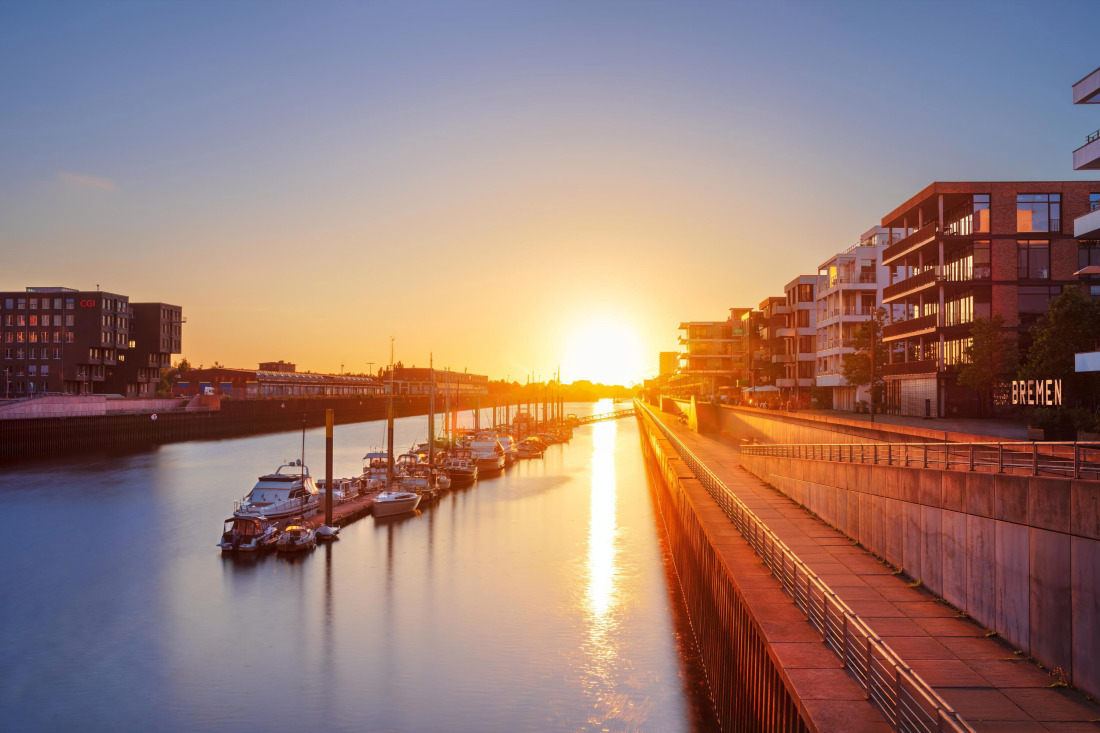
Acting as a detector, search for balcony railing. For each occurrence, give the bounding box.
[882,313,938,340]
[883,220,938,265]
[883,267,940,301]
[883,359,938,375]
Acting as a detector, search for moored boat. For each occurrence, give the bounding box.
[276,521,315,553]
[218,516,280,552]
[468,438,506,474]
[442,447,478,484]
[234,460,319,520]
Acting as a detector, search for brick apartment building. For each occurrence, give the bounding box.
[0,287,182,397]
[879,182,1100,417]
[776,275,818,400]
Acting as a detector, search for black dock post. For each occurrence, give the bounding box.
[325,408,334,527]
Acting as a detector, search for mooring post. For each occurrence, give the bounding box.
[325,408,334,527]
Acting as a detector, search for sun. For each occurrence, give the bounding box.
[562,318,644,386]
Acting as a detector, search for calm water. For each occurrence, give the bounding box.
[1,400,715,732]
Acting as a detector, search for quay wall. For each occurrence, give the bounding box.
[0,395,463,464]
[737,451,1100,698]
[667,399,1006,445]
[639,408,888,732]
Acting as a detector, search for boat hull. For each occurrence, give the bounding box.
[373,492,422,517]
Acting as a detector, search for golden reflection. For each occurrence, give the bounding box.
[586,416,618,622]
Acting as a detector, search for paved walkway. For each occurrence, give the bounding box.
[652,408,1100,732]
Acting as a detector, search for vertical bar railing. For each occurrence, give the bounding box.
[636,400,973,733]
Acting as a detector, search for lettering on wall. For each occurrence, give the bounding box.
[1010,379,1062,406]
[79,299,97,308]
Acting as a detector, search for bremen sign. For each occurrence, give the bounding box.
[1011,379,1062,406]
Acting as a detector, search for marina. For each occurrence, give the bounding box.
[0,400,712,732]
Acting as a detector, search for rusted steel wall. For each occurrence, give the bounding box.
[639,414,809,733]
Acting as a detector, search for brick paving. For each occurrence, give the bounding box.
[652,408,1100,732]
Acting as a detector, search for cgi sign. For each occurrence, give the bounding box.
[1010,379,1062,406]
[79,299,97,308]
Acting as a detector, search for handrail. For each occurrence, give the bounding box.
[635,400,974,733]
[740,440,1100,480]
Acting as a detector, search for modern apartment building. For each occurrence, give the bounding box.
[757,296,789,391]
[676,309,752,396]
[814,227,903,411]
[658,351,678,377]
[879,182,1098,417]
[775,276,817,400]
[1072,66,1100,300]
[0,286,182,397]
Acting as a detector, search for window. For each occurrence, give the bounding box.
[945,293,974,326]
[1091,193,1100,213]
[53,298,61,310]
[1019,285,1061,326]
[28,316,37,327]
[1017,194,1061,232]
[1018,240,1050,279]
[40,365,48,376]
[29,298,37,309]
[3,299,10,309]
[53,348,61,359]
[974,241,991,280]
[3,333,10,343]
[1081,242,1100,270]
[3,316,10,327]
[65,331,73,343]
[17,299,24,309]
[65,299,74,310]
[65,315,74,327]
[15,315,24,327]
[796,284,814,302]
[53,315,61,326]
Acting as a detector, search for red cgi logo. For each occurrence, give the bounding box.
[79,299,97,307]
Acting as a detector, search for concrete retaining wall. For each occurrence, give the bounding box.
[738,452,1100,698]
[714,405,1007,446]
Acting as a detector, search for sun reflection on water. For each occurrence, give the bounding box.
[584,413,619,708]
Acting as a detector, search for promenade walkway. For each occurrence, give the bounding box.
[772,408,1028,441]
[651,408,1100,732]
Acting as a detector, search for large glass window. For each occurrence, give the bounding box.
[1019,285,1061,326]
[1081,242,1100,270]
[1018,240,1050,279]
[1017,194,1061,232]
[945,292,974,326]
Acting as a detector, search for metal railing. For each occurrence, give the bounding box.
[741,440,1100,480]
[636,400,973,733]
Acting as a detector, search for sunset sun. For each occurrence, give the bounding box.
[562,318,644,386]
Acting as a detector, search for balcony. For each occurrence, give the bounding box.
[1075,201,1100,239]
[771,354,794,363]
[882,313,938,341]
[882,220,938,265]
[884,359,938,376]
[1073,129,1100,171]
[882,267,940,303]
[1073,66,1100,104]
[775,327,796,338]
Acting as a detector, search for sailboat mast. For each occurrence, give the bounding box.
[386,337,395,488]
[428,353,435,468]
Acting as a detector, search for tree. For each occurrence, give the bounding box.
[156,357,193,398]
[1019,286,1100,409]
[957,315,1017,415]
[842,308,888,412]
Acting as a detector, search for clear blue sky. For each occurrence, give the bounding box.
[2,0,1099,383]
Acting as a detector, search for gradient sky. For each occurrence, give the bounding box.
[3,0,1099,385]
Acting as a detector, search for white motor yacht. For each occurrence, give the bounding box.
[234,461,319,520]
[468,438,506,475]
[373,487,422,517]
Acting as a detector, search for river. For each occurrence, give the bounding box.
[1,400,716,731]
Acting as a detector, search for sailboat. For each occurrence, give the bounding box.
[374,341,422,518]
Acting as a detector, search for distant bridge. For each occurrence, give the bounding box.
[573,408,635,425]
